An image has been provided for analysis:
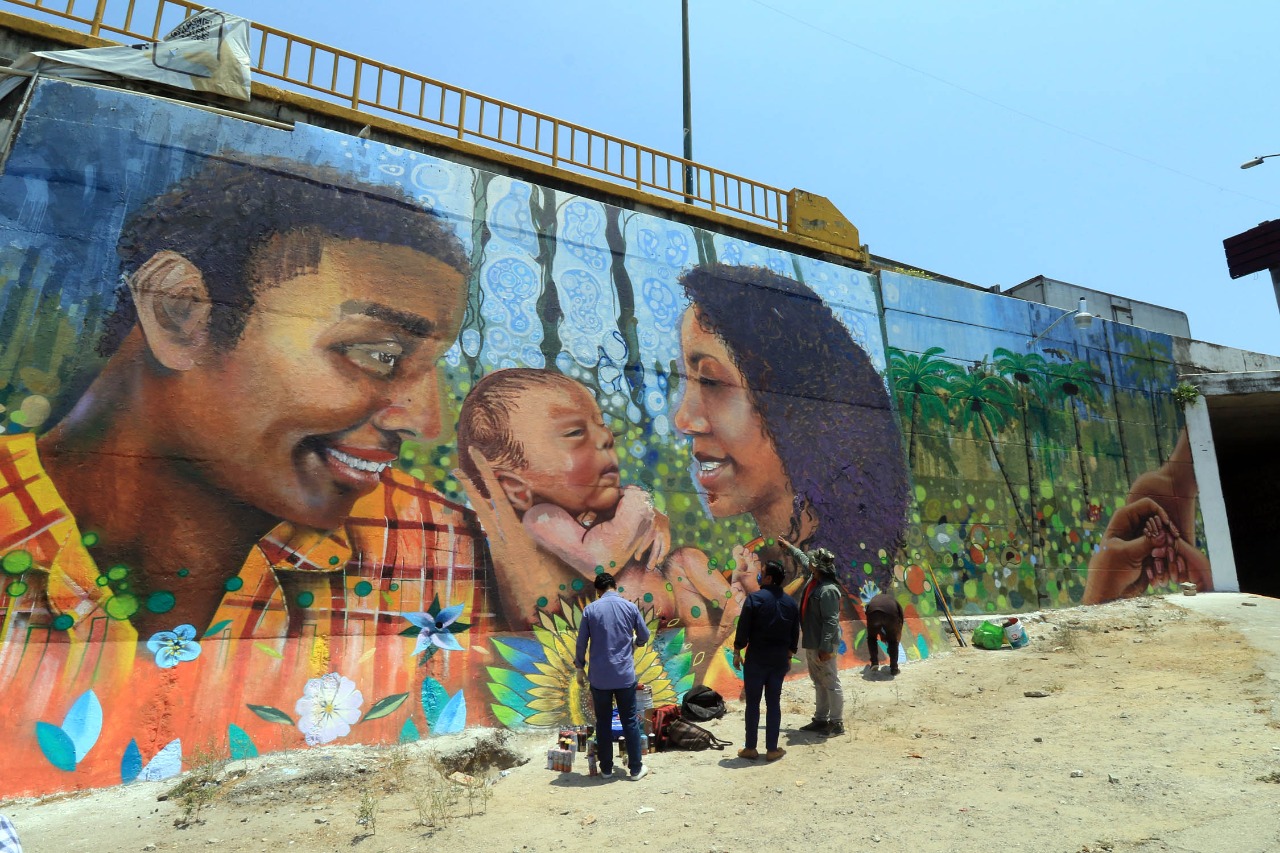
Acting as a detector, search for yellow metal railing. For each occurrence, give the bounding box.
[1,0,789,229]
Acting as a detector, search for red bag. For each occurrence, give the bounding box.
[650,704,681,752]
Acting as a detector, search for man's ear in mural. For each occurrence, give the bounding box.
[493,469,536,513]
[127,251,213,371]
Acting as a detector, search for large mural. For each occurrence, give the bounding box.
[0,80,1207,796]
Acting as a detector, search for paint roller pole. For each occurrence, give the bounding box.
[681,0,694,203]
[924,562,966,647]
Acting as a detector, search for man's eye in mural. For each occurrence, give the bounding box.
[339,340,405,377]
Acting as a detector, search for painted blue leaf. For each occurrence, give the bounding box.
[485,667,535,694]
[487,683,528,713]
[138,739,182,782]
[433,689,466,735]
[399,717,420,744]
[61,690,103,763]
[35,721,77,772]
[420,677,449,729]
[436,602,464,626]
[663,628,687,660]
[228,724,258,760]
[491,637,544,672]
[121,739,143,783]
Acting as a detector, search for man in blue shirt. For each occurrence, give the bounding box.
[732,560,801,761]
[575,572,651,780]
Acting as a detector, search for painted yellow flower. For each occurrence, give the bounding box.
[489,601,675,728]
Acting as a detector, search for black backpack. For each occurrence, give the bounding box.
[680,685,726,722]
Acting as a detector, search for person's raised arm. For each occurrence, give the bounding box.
[632,603,651,648]
[574,610,591,685]
[777,537,811,569]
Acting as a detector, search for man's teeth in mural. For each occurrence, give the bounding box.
[324,446,392,475]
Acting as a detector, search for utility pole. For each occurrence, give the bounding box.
[682,0,693,201]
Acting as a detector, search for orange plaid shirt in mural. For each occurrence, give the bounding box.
[0,433,497,795]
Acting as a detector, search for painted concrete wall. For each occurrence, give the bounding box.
[0,79,1217,796]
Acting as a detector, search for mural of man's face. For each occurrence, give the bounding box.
[155,236,466,531]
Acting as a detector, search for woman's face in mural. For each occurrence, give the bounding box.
[674,307,791,526]
[166,237,466,531]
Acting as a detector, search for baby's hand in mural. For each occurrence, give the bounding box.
[1084,497,1173,604]
[731,544,762,595]
[646,511,672,571]
[456,449,574,629]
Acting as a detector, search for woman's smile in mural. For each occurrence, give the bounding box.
[173,239,467,531]
[674,307,792,533]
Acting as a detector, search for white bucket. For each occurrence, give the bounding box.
[1003,617,1028,649]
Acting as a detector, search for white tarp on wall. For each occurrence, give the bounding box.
[0,9,251,101]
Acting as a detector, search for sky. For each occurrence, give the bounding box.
[184,1,1280,354]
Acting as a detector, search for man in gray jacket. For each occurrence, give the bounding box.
[785,542,845,737]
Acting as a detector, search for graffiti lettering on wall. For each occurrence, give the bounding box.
[0,80,1207,795]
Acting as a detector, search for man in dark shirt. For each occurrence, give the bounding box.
[732,561,801,761]
[865,592,905,676]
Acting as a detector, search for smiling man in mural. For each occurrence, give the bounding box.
[0,155,495,789]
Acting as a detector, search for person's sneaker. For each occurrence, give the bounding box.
[823,721,846,736]
[737,747,759,760]
[629,765,649,781]
[765,748,786,762]
[600,768,613,778]
[889,665,901,676]
[799,719,828,733]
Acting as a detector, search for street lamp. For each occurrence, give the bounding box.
[1240,154,1280,169]
[1026,298,1096,348]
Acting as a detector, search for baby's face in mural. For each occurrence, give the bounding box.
[500,382,623,517]
[674,307,791,525]
[161,237,466,531]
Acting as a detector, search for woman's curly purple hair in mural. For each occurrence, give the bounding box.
[679,263,909,590]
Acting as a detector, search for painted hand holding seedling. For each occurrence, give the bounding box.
[1143,514,1186,589]
[1084,429,1212,604]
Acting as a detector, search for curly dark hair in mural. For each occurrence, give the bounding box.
[101,156,471,356]
[678,263,909,590]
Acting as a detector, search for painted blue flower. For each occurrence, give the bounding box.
[402,604,466,654]
[146,624,201,669]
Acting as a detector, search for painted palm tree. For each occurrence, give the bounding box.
[1045,360,1105,503]
[948,365,1031,533]
[887,347,961,469]
[992,347,1050,556]
[1114,330,1176,466]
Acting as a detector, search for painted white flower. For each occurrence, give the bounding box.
[294,673,363,746]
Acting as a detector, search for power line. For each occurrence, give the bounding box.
[744,0,1278,209]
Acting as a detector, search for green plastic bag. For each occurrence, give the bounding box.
[971,621,1005,650]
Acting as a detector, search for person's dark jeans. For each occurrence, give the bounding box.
[591,683,642,775]
[743,660,788,751]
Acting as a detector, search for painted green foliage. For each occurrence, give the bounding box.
[885,334,1193,614]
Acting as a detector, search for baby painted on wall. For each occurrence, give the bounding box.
[456,368,730,629]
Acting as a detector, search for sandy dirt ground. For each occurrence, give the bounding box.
[4,594,1279,853]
